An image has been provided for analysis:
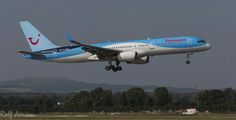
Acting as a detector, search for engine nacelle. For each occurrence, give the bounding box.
[118,51,149,64]
[118,51,137,62]
[127,56,149,64]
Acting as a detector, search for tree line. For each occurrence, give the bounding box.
[0,87,236,113]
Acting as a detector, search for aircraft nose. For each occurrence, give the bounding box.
[206,43,211,50]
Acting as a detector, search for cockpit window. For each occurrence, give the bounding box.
[198,40,206,43]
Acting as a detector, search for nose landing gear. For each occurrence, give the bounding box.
[186,53,192,64]
[186,60,190,64]
[105,61,122,72]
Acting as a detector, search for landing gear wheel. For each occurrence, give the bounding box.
[186,60,190,64]
[117,66,122,71]
[105,66,111,71]
[185,53,192,64]
[112,67,117,72]
[106,61,122,72]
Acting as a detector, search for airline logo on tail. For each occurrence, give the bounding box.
[28,34,40,45]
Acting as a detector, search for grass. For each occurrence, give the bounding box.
[1,114,236,120]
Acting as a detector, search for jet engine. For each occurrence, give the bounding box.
[126,56,149,64]
[118,51,137,61]
[118,51,149,64]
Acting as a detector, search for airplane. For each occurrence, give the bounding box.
[18,21,211,72]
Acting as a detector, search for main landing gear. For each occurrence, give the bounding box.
[105,61,122,72]
[186,53,192,64]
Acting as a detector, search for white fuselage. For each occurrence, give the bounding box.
[48,42,210,63]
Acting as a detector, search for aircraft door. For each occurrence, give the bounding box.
[188,39,192,47]
[150,41,155,50]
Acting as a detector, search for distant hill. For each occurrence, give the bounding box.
[0,78,197,93]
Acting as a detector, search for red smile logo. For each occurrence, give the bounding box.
[28,34,40,45]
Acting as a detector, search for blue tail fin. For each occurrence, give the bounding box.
[19,21,58,52]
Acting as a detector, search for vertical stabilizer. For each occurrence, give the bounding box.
[19,21,58,52]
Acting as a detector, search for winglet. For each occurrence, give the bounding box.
[65,32,74,41]
[65,32,83,45]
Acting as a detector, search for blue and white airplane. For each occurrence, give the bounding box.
[18,21,211,72]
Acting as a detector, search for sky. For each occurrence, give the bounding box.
[0,0,235,89]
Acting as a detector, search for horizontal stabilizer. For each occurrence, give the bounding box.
[17,50,45,58]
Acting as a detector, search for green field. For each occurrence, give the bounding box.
[1,114,236,120]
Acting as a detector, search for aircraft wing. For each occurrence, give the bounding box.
[73,41,122,58]
[65,33,122,59]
